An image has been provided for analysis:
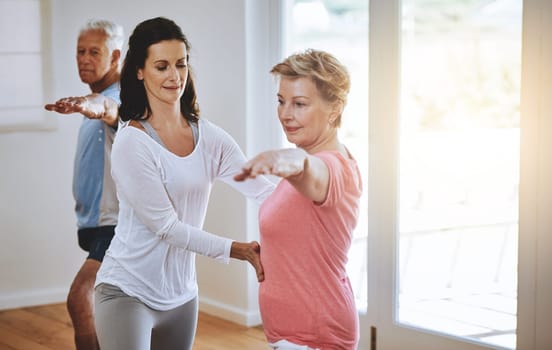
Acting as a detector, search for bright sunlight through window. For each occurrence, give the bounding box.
[286,4,521,350]
[284,0,369,312]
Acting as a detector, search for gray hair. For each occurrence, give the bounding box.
[79,18,124,53]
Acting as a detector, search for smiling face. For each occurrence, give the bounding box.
[277,76,337,152]
[137,39,188,107]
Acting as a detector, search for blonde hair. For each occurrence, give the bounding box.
[270,49,350,127]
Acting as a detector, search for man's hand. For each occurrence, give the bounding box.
[45,93,118,127]
[45,96,88,115]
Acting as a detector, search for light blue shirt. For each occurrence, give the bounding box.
[73,83,120,229]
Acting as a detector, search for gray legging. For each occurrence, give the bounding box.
[95,283,198,350]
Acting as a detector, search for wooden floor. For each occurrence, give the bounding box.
[0,303,269,350]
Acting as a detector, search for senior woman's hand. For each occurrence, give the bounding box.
[234,148,308,181]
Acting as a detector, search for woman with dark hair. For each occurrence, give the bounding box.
[89,17,274,349]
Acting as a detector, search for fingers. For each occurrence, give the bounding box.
[44,97,85,115]
[233,162,273,182]
[246,241,264,282]
[250,240,261,252]
[256,268,265,282]
[251,241,264,282]
[233,168,252,182]
[235,150,304,182]
[233,166,263,182]
[229,241,265,282]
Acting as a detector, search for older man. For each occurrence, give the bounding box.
[45,18,124,350]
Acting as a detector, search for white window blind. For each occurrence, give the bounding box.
[0,0,54,132]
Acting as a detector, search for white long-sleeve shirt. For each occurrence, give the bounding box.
[95,118,275,310]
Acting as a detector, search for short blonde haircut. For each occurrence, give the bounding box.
[270,49,350,127]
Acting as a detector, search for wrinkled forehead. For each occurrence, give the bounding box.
[77,29,108,48]
[278,76,318,95]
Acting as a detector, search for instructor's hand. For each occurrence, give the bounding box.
[230,241,264,282]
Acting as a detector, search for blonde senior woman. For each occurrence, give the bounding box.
[235,49,362,350]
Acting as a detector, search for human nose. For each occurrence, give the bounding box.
[278,103,293,121]
[168,66,180,82]
[77,53,88,64]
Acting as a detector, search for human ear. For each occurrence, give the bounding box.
[328,101,343,125]
[111,49,121,66]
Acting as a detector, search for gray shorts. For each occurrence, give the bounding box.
[94,283,198,350]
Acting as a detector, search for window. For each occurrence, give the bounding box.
[284,3,521,348]
[283,0,369,311]
[0,0,54,132]
[397,1,521,348]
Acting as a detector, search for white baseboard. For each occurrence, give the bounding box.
[198,296,262,327]
[0,288,263,330]
[0,287,67,310]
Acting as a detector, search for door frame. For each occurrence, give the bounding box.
[517,0,552,348]
[366,0,552,349]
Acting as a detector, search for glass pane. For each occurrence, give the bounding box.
[398,1,521,348]
[285,0,369,311]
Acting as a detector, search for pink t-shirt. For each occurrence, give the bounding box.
[258,150,362,349]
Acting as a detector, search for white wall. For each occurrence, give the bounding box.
[0,0,280,326]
